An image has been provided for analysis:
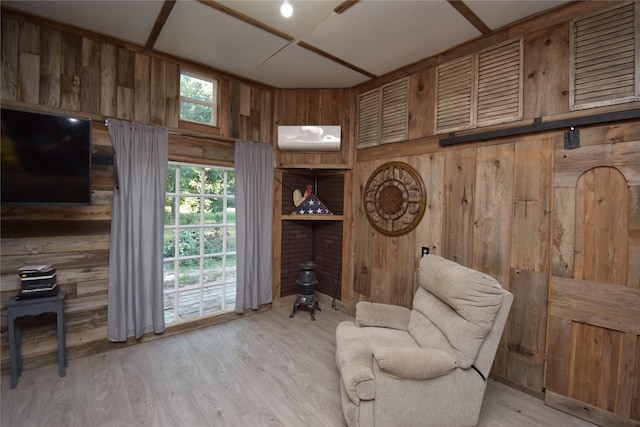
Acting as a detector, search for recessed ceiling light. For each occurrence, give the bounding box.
[281,0,293,18]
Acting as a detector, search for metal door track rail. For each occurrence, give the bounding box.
[439,108,640,147]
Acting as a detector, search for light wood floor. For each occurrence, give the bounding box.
[1,303,597,427]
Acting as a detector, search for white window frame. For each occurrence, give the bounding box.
[179,69,219,126]
[164,161,235,323]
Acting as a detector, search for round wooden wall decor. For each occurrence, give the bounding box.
[363,161,426,236]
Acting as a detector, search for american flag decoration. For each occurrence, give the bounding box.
[291,194,333,215]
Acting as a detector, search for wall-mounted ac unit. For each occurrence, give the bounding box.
[277,125,341,151]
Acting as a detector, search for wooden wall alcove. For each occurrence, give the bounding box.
[278,171,344,301]
[273,87,355,309]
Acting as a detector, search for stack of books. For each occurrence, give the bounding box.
[17,264,59,299]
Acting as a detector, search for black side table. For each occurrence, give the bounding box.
[5,291,67,389]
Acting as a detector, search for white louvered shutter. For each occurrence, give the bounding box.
[357,79,408,147]
[436,56,473,133]
[358,89,380,148]
[477,39,522,126]
[571,3,638,110]
[381,78,408,144]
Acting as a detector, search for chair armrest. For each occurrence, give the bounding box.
[373,346,456,380]
[340,364,376,403]
[355,302,411,330]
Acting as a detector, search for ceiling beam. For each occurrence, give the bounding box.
[447,0,491,35]
[297,41,376,79]
[146,0,176,49]
[334,1,359,14]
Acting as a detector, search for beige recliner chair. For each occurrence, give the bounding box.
[335,255,513,427]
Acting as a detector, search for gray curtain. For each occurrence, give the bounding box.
[107,119,168,341]
[235,140,274,313]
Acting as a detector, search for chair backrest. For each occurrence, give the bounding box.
[409,255,510,370]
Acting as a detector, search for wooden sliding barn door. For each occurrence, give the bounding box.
[547,129,640,427]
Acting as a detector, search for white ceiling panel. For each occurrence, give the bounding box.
[302,0,482,77]
[2,0,162,46]
[465,0,569,31]
[217,0,344,39]
[248,42,369,89]
[155,1,290,78]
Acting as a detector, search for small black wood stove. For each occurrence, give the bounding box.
[289,261,321,320]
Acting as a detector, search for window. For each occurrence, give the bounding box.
[163,162,236,323]
[180,70,218,126]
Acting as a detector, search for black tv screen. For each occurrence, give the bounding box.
[1,108,92,205]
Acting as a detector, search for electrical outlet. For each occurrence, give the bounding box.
[421,247,430,257]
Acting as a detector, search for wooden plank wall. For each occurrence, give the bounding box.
[0,11,272,374]
[349,1,639,400]
[352,128,639,400]
[352,133,555,394]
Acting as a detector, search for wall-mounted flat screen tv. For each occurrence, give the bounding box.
[1,108,92,205]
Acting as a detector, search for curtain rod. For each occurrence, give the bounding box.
[104,118,235,145]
